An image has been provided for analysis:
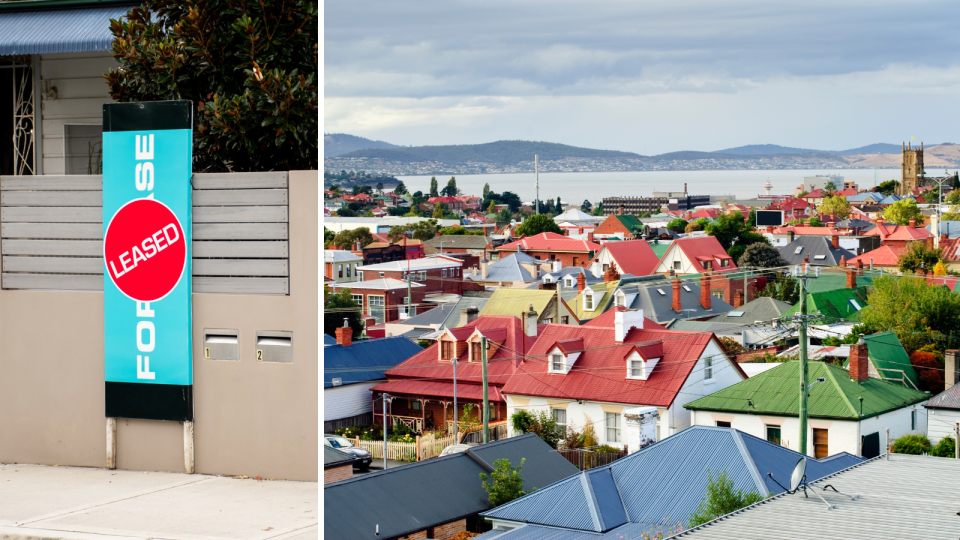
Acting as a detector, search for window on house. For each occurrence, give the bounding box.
[541,318,553,324]
[471,342,481,362]
[561,316,569,324]
[716,421,731,428]
[418,271,427,281]
[338,264,343,278]
[813,428,828,459]
[379,272,385,277]
[351,294,364,308]
[606,413,621,443]
[551,354,564,372]
[584,294,594,310]
[712,290,724,300]
[552,408,566,427]
[409,400,422,411]
[703,261,712,270]
[704,357,713,380]
[442,269,448,278]
[603,264,609,272]
[673,261,681,270]
[720,259,730,267]
[358,271,364,280]
[550,254,556,260]
[368,296,384,306]
[630,358,644,378]
[766,425,782,445]
[441,341,455,360]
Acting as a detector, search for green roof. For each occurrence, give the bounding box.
[569,280,619,320]
[803,273,876,294]
[842,332,920,390]
[615,214,644,234]
[685,361,929,420]
[650,241,672,259]
[782,287,869,322]
[480,289,557,319]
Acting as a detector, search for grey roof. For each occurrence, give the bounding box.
[845,192,883,203]
[467,252,542,283]
[546,266,602,286]
[324,434,578,540]
[668,454,960,540]
[323,336,424,388]
[397,304,457,327]
[779,236,854,266]
[324,446,357,468]
[925,383,960,410]
[324,249,363,263]
[616,278,734,323]
[425,235,492,250]
[834,218,873,229]
[441,296,491,329]
[480,427,862,539]
[663,320,745,333]
[0,6,131,55]
[928,221,960,238]
[707,297,793,325]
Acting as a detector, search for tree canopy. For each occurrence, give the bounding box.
[516,214,562,237]
[429,177,439,197]
[705,213,771,262]
[332,227,373,250]
[883,199,924,225]
[667,218,688,234]
[393,181,407,195]
[324,287,363,340]
[738,242,787,268]
[581,199,592,213]
[861,275,960,353]
[480,458,528,507]
[817,195,852,220]
[105,0,317,172]
[756,272,800,304]
[897,241,944,275]
[441,177,458,197]
[483,190,522,212]
[876,180,900,197]
[387,220,440,242]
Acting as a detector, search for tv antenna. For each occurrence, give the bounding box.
[767,457,860,510]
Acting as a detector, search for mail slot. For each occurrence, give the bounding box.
[256,331,293,363]
[203,329,239,360]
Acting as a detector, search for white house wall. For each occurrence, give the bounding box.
[324,382,379,421]
[39,51,119,175]
[691,402,926,457]
[672,340,746,433]
[654,245,697,274]
[927,408,960,445]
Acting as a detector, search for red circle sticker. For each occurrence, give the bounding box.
[104,198,186,302]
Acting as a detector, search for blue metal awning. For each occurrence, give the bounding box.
[0,6,131,56]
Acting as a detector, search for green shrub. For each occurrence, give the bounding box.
[891,433,931,455]
[593,444,622,453]
[931,437,956,458]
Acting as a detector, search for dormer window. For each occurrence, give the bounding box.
[629,357,644,377]
[720,259,730,267]
[584,292,594,310]
[551,354,564,372]
[471,342,481,362]
[441,341,455,360]
[615,291,625,307]
[625,350,660,380]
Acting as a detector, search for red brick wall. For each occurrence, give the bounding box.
[323,464,352,484]
[593,215,634,238]
[398,530,428,540]
[708,275,767,304]
[433,519,467,540]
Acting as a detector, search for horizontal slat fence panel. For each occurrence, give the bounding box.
[3,256,102,274]
[2,223,102,239]
[1,173,290,295]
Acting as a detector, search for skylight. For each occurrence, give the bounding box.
[813,255,826,260]
[682,285,692,292]
[849,299,862,311]
[656,289,666,296]
[727,311,744,317]
[794,247,803,254]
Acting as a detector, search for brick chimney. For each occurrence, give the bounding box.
[946,350,959,390]
[587,232,595,244]
[849,334,868,382]
[838,255,845,269]
[827,221,835,229]
[563,229,569,236]
[909,218,917,228]
[672,278,682,313]
[733,289,744,308]
[335,318,352,347]
[846,268,857,289]
[460,307,479,326]
[700,273,712,310]
[831,235,840,249]
[577,272,586,293]
[604,262,620,282]
[927,235,934,250]
[618,204,624,216]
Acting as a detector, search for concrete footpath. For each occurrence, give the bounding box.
[0,463,318,540]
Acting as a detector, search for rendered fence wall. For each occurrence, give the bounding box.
[0,171,290,295]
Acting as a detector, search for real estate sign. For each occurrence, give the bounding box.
[102,101,193,421]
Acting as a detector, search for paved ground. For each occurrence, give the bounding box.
[0,463,318,540]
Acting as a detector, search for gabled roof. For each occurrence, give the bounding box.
[847,331,920,389]
[878,193,903,205]
[685,360,928,420]
[845,192,884,203]
[925,382,960,410]
[498,232,601,253]
[468,252,543,283]
[440,296,491,329]
[863,222,930,241]
[929,221,960,239]
[383,315,535,387]
[582,306,666,330]
[781,286,869,322]
[801,272,876,293]
[649,240,672,259]
[325,434,578,540]
[778,236,854,266]
[615,278,735,323]
[480,288,577,323]
[599,240,660,277]
[324,336,425,388]
[324,250,364,263]
[707,297,792,325]
[847,245,905,267]
[668,237,739,274]
[554,208,596,222]
[480,426,862,536]
[502,323,737,407]
[569,280,620,320]
[614,214,644,233]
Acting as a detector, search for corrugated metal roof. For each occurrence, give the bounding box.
[684,360,928,420]
[480,289,556,319]
[324,434,578,540]
[669,454,960,540]
[482,427,862,539]
[864,331,920,389]
[925,383,960,410]
[0,6,131,55]
[323,445,355,467]
[323,336,424,388]
[781,287,869,322]
[707,297,792,325]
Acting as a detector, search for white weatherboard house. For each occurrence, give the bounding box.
[500,309,747,448]
[925,352,960,445]
[685,340,929,459]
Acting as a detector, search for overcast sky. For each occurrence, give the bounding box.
[323,1,960,155]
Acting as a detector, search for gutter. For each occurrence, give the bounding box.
[0,0,136,12]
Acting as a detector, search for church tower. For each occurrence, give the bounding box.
[900,141,924,196]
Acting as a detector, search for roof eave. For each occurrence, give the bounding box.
[0,0,134,11]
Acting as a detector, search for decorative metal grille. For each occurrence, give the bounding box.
[12,63,34,176]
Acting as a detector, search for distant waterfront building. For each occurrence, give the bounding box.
[796,174,854,196]
[602,184,709,215]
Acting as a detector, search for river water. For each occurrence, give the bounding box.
[397,169,901,204]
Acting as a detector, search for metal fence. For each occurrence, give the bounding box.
[558,447,629,471]
[0,172,289,294]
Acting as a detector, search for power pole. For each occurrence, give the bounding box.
[535,155,540,215]
[481,335,490,444]
[789,265,820,457]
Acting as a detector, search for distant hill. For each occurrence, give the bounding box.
[324,133,398,157]
[713,144,827,155]
[338,140,644,166]
[834,143,904,156]
[654,150,751,160]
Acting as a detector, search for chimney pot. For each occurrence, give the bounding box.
[587,232,595,244]
[847,268,857,289]
[700,274,712,310]
[850,336,869,382]
[525,303,538,337]
[909,218,917,228]
[335,320,353,347]
[672,278,682,313]
[832,235,840,249]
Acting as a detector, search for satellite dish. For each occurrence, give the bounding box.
[789,457,807,492]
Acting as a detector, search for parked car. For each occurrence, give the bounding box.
[324,434,372,470]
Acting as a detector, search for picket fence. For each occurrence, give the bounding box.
[350,432,459,462]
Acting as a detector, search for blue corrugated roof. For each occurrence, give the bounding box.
[323,336,423,388]
[482,426,864,538]
[0,6,131,55]
[323,334,337,347]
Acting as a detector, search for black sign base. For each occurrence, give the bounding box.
[105,382,193,421]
